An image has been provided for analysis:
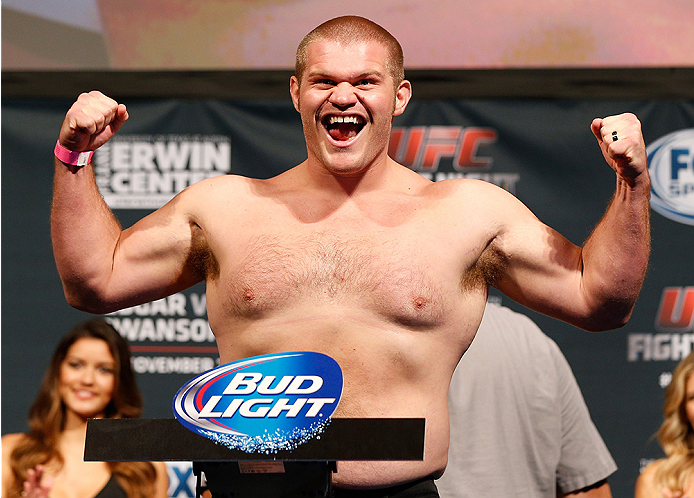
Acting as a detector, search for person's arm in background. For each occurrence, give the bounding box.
[560,479,612,498]
[551,336,618,497]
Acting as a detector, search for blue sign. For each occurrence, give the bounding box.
[648,128,694,226]
[173,352,343,453]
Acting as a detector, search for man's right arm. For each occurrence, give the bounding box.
[51,91,203,313]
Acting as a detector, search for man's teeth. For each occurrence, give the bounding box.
[328,116,362,125]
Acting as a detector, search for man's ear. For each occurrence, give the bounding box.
[290,76,301,112]
[393,80,412,117]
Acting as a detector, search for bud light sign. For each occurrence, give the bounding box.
[173,352,343,453]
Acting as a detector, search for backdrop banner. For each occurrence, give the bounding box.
[3,97,693,498]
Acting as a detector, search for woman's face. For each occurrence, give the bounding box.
[58,337,116,419]
[685,372,694,428]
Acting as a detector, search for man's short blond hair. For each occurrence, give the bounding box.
[295,16,405,86]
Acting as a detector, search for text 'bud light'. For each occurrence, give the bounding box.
[173,352,343,453]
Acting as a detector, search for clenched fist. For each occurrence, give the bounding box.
[58,91,129,153]
[591,113,649,187]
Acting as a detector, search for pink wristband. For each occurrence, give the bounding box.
[54,140,94,167]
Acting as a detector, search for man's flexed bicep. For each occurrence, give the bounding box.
[486,198,596,330]
[489,186,645,332]
[110,195,207,311]
[52,178,205,314]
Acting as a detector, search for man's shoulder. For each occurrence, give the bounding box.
[422,177,519,209]
[182,174,268,199]
[425,176,500,191]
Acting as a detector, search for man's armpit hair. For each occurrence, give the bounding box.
[461,244,507,292]
[186,223,219,280]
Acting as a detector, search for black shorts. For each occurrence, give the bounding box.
[332,477,439,498]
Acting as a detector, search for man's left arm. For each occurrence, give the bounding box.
[490,113,650,331]
[579,113,651,329]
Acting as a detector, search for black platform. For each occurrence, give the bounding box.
[84,418,425,462]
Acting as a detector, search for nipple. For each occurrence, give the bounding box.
[413,297,427,309]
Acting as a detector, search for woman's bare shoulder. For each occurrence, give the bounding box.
[1,433,27,494]
[1,433,26,454]
[635,459,664,498]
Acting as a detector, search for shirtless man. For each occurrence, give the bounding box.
[51,16,650,497]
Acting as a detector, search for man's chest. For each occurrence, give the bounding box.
[205,217,490,326]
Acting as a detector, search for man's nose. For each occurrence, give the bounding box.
[329,82,358,108]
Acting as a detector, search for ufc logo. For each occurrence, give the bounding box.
[389,126,497,171]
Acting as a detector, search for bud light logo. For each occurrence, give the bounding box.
[647,128,694,226]
[173,352,343,453]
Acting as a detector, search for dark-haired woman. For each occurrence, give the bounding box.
[2,319,168,498]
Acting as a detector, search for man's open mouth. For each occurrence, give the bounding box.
[323,115,366,142]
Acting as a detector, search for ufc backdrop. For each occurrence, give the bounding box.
[2,97,693,498]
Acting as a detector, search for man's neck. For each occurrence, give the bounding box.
[301,154,400,195]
